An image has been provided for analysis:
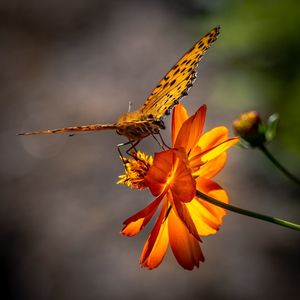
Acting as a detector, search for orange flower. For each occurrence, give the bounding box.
[121,104,239,270]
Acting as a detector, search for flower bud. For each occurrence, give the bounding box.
[233,111,266,147]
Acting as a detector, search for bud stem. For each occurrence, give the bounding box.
[196,190,300,231]
[259,145,300,186]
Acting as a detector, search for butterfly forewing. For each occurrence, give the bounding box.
[18,26,220,143]
[139,26,220,119]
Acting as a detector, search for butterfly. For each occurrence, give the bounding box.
[19,26,220,151]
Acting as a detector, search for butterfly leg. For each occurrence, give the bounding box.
[117,140,132,165]
[117,140,140,169]
[151,133,171,150]
[126,140,140,156]
[158,132,171,149]
[151,134,164,150]
[126,140,152,169]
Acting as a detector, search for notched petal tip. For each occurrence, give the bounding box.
[168,210,204,270]
[121,193,164,237]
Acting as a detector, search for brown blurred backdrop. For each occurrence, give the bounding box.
[1,0,300,299]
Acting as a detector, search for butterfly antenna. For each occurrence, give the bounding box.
[128,101,132,112]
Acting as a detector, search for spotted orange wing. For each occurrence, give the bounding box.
[139,26,220,119]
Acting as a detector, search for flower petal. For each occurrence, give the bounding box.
[186,198,219,236]
[196,178,229,221]
[189,126,228,168]
[189,137,238,167]
[198,126,229,152]
[171,192,200,241]
[140,198,169,269]
[145,151,173,196]
[193,152,227,179]
[172,103,189,147]
[170,151,196,203]
[199,138,239,163]
[121,192,165,237]
[168,209,204,270]
[145,150,196,202]
[187,178,229,236]
[174,105,206,153]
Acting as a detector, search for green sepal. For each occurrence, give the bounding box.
[266,113,279,142]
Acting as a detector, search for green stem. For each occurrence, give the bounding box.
[196,190,300,231]
[259,145,300,186]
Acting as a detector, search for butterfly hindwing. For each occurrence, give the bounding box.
[139,26,220,119]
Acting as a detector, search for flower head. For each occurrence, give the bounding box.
[120,104,239,270]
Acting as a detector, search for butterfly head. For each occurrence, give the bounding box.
[152,119,165,130]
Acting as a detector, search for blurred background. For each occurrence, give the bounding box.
[1,0,300,299]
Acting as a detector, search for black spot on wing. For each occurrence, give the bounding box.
[159,71,197,119]
[140,26,221,116]
[173,68,180,75]
[198,41,204,49]
[170,79,176,86]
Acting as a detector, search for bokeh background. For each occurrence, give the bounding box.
[1,0,300,299]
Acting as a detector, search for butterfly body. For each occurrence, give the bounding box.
[116,120,162,141]
[116,111,164,140]
[18,26,220,142]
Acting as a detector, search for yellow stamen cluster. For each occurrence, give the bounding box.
[117,151,153,190]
